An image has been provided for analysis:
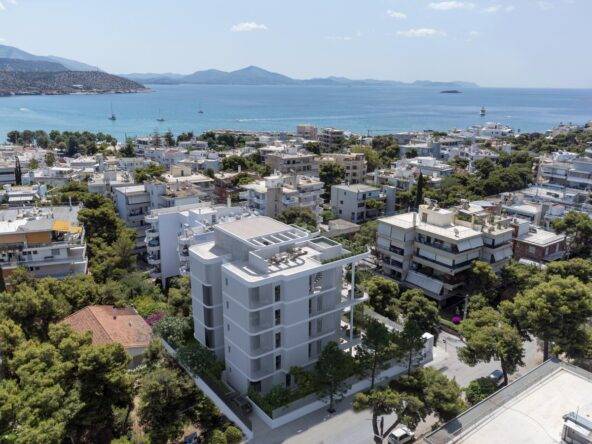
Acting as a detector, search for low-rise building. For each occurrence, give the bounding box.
[0,206,87,280]
[296,124,318,140]
[319,152,367,184]
[189,216,369,394]
[0,162,16,186]
[540,151,592,190]
[377,201,513,304]
[425,359,592,444]
[61,306,152,368]
[510,218,566,263]
[330,183,395,223]
[240,174,323,220]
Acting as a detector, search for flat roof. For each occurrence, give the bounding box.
[425,359,592,444]
[216,216,291,240]
[519,229,565,246]
[379,212,482,241]
[333,183,379,192]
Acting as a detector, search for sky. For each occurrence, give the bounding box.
[0,0,590,88]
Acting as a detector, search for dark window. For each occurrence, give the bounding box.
[275,285,281,302]
[274,309,281,325]
[275,355,282,370]
[275,332,281,348]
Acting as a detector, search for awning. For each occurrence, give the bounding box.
[52,220,82,234]
[457,236,483,252]
[493,247,513,262]
[406,270,444,295]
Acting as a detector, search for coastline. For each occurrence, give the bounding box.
[0,88,150,98]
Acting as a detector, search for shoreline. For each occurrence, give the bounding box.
[0,88,150,98]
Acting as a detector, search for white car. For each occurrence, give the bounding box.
[387,425,415,444]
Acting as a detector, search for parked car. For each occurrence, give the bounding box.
[387,425,415,444]
[488,369,504,386]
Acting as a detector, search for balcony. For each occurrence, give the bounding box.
[145,229,159,240]
[415,237,456,253]
[147,254,161,266]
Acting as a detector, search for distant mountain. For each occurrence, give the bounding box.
[121,66,479,88]
[0,58,67,72]
[0,44,100,71]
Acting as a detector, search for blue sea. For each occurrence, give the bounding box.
[0,84,591,141]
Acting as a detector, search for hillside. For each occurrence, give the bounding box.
[0,58,67,72]
[121,66,479,88]
[0,44,100,71]
[0,71,147,96]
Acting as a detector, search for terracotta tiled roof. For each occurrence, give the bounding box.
[61,305,152,349]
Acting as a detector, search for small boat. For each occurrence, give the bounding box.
[480,106,486,117]
[108,103,116,121]
[156,109,165,122]
[198,101,204,114]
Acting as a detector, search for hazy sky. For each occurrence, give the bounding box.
[0,0,590,88]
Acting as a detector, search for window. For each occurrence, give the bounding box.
[275,332,281,348]
[51,249,60,256]
[317,319,323,333]
[227,323,230,332]
[308,343,312,358]
[274,309,281,326]
[275,355,282,370]
[226,300,229,309]
[286,373,292,387]
[274,285,281,302]
[225,278,228,286]
[227,345,231,353]
[528,245,537,254]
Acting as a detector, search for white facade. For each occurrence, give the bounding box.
[144,202,255,282]
[189,217,369,394]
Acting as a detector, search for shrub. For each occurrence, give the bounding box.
[465,377,498,405]
[177,341,225,379]
[154,316,192,348]
[208,429,227,444]
[224,426,243,444]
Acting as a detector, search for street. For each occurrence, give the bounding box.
[250,329,544,443]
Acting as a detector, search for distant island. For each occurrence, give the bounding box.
[440,90,462,94]
[120,66,479,88]
[0,45,146,97]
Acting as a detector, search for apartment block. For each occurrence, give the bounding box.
[540,151,592,190]
[510,219,566,264]
[330,183,396,223]
[0,206,87,280]
[189,217,369,394]
[319,152,367,184]
[318,128,346,152]
[377,201,513,304]
[296,124,318,140]
[240,174,323,220]
[265,149,319,177]
[144,202,254,282]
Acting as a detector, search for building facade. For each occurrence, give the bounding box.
[319,152,367,184]
[330,184,395,223]
[377,202,514,304]
[189,217,369,394]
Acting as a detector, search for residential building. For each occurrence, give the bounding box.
[0,162,16,186]
[377,201,513,304]
[61,306,152,368]
[240,174,323,220]
[510,218,566,264]
[318,128,345,152]
[539,151,592,190]
[0,184,47,206]
[0,206,87,280]
[425,359,592,444]
[296,124,318,140]
[330,183,395,223]
[319,152,367,184]
[114,182,204,252]
[144,202,254,282]
[189,216,369,394]
[402,157,454,177]
[398,138,441,158]
[87,170,134,198]
[265,148,319,176]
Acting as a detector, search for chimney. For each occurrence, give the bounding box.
[227,195,231,208]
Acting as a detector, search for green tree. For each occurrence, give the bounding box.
[467,261,500,302]
[458,307,524,385]
[357,319,400,389]
[552,211,592,258]
[120,138,136,157]
[314,342,354,413]
[397,289,440,343]
[44,151,56,166]
[414,172,425,210]
[351,145,381,171]
[277,207,318,231]
[546,258,592,283]
[364,276,399,315]
[464,377,498,405]
[353,389,424,443]
[224,426,243,444]
[138,367,202,444]
[501,276,592,360]
[28,158,39,170]
[500,261,544,300]
[134,164,166,183]
[319,162,345,193]
[397,321,427,375]
[221,155,248,172]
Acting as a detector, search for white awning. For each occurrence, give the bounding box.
[493,247,513,262]
[406,271,444,295]
[457,237,483,252]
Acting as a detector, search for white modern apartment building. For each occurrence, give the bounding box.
[377,201,513,304]
[0,206,87,281]
[330,183,396,223]
[144,201,254,282]
[189,217,369,394]
[265,148,319,177]
[240,174,323,220]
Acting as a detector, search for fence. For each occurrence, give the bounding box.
[160,339,254,440]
